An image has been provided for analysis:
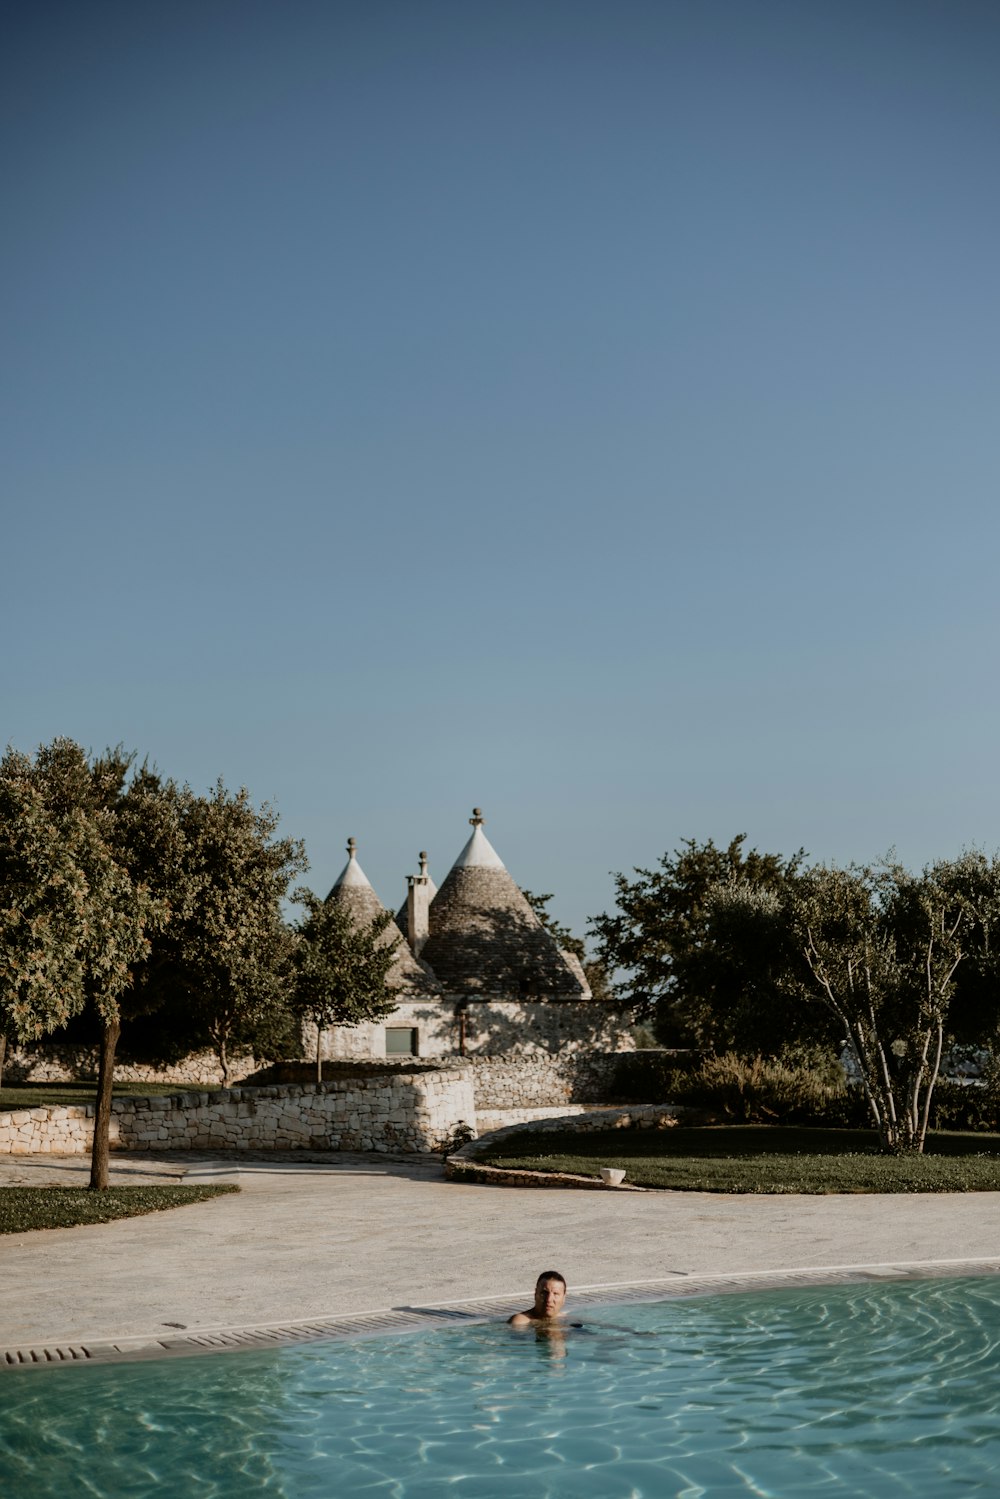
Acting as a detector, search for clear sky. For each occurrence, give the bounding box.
[3,0,998,942]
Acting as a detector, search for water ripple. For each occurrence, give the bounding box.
[3,1277,1000,1496]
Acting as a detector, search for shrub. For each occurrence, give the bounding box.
[679,1052,846,1122]
[609,1049,705,1104]
[613,1047,858,1124]
[927,1079,1000,1133]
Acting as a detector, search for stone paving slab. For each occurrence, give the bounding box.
[0,1154,192,1187]
[2,1151,998,1363]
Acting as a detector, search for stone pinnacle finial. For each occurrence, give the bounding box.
[469,808,484,827]
[347,836,356,858]
[419,851,429,877]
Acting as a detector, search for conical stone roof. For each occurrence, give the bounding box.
[327,838,441,995]
[419,811,587,998]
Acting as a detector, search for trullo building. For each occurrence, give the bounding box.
[317,809,630,1059]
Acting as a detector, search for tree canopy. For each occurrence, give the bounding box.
[0,741,168,1185]
[0,739,306,1181]
[162,781,306,1085]
[589,835,817,1051]
[710,855,1000,1152]
[591,833,1000,1151]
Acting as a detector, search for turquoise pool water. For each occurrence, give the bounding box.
[2,1275,1000,1497]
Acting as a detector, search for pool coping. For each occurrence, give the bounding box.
[6,1255,1000,1370]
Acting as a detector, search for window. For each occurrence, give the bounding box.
[385,1027,419,1057]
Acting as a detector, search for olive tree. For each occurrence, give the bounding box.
[0,741,165,1187]
[0,740,306,1180]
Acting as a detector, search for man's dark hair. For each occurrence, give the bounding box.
[536,1270,566,1287]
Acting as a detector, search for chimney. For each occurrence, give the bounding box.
[406,851,432,957]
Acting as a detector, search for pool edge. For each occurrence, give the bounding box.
[6,1256,1000,1369]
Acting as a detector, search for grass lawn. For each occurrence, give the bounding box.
[0,1183,239,1234]
[0,1081,201,1110]
[473,1125,1000,1193]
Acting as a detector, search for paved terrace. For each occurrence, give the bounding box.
[2,1151,997,1362]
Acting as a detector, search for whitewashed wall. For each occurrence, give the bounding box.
[315,999,635,1060]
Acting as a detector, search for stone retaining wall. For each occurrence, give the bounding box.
[4,1045,258,1088]
[460,1053,623,1109]
[475,1104,592,1133]
[0,1068,476,1156]
[445,1104,683,1185]
[469,1104,682,1141]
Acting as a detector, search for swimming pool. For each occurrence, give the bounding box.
[2,1274,999,1497]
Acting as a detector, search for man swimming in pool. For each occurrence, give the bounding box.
[508,1270,568,1326]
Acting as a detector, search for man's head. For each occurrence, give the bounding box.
[533,1270,567,1319]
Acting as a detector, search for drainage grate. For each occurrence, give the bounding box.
[4,1346,91,1364]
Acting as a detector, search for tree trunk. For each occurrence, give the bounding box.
[916,1022,945,1153]
[0,1031,6,1091]
[219,1033,229,1088]
[89,1016,121,1191]
[847,1036,878,1123]
[316,1024,323,1085]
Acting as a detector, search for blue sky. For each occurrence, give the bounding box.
[3,0,998,941]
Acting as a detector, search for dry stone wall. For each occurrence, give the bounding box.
[5,1045,258,1088]
[461,1053,623,1109]
[0,1068,476,1156]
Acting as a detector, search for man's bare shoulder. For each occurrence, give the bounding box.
[508,1310,536,1326]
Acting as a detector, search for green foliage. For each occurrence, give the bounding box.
[589,835,824,1051]
[608,1049,704,1102]
[143,781,306,1084]
[0,740,172,1188]
[290,891,400,1079]
[0,1184,238,1234]
[597,839,1000,1154]
[713,855,1000,1152]
[926,1080,1000,1133]
[0,739,307,1188]
[581,958,614,1004]
[935,851,1000,1046]
[0,772,97,1036]
[659,1051,849,1123]
[0,742,164,1041]
[233,994,302,1067]
[610,1048,851,1122]
[791,860,983,1152]
[474,1125,1000,1193]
